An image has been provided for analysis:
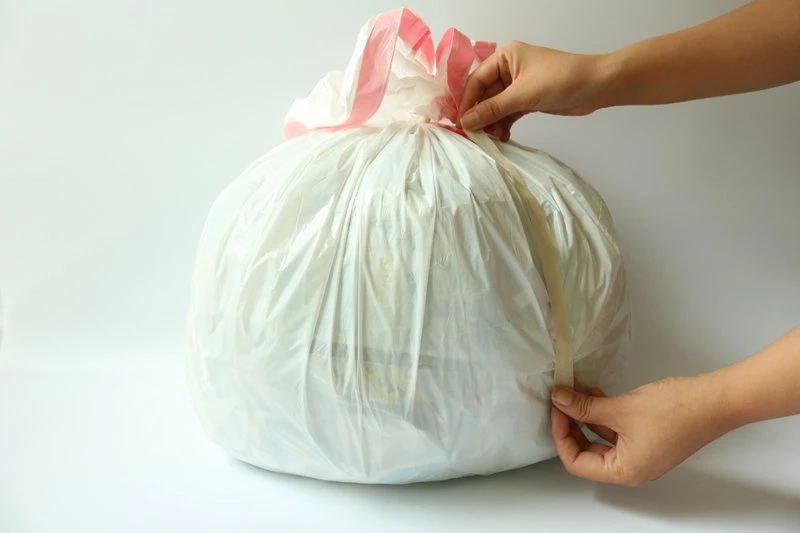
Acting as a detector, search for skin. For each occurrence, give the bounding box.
[457,0,800,486]
[458,0,800,141]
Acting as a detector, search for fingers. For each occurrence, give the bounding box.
[485,124,506,141]
[586,442,614,456]
[458,54,502,125]
[475,80,509,140]
[552,382,624,483]
[587,424,618,445]
[551,405,576,443]
[460,90,525,131]
[586,387,618,444]
[485,111,521,142]
[551,407,617,483]
[489,112,524,142]
[569,417,592,449]
[552,386,615,427]
[459,51,527,131]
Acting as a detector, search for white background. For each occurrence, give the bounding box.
[1,0,799,531]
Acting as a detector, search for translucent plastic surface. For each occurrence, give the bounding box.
[186,9,630,484]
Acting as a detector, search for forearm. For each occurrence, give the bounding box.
[597,0,800,108]
[712,326,800,430]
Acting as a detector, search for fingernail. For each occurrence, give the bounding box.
[461,110,479,130]
[552,387,574,406]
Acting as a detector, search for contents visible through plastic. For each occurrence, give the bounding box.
[186,7,630,484]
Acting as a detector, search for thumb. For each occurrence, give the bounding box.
[552,386,615,426]
[460,88,526,131]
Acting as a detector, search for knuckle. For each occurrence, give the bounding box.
[562,460,580,477]
[482,99,503,120]
[506,40,523,52]
[576,395,594,420]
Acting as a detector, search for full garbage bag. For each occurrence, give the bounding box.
[186,8,630,484]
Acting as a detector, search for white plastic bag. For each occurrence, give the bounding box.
[186,8,629,484]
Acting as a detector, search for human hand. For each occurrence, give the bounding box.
[550,376,738,486]
[458,41,613,141]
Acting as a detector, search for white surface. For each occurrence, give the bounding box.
[188,14,629,484]
[1,0,798,531]
[186,124,628,483]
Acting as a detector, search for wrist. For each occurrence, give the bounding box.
[588,51,631,111]
[705,366,751,433]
